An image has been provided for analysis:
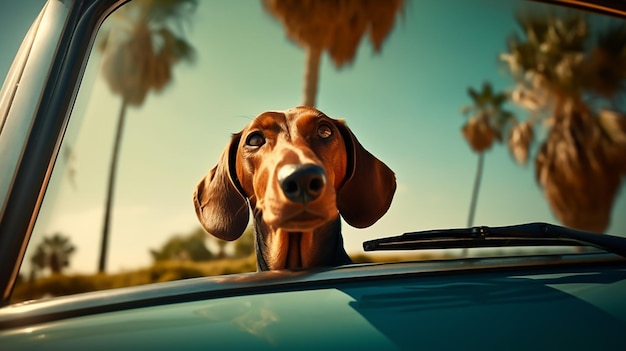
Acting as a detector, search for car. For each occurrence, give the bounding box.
[1,0,626,349]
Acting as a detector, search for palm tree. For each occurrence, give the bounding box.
[501,11,626,232]
[262,0,404,107]
[30,233,76,276]
[461,82,516,227]
[97,0,197,272]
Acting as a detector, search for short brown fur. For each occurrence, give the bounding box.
[194,106,396,270]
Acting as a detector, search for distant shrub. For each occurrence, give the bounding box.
[10,253,446,304]
[11,256,256,304]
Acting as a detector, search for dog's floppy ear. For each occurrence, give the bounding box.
[193,133,249,241]
[335,120,396,228]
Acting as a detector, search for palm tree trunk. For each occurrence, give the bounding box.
[467,152,484,227]
[463,152,484,257]
[99,98,128,273]
[303,46,322,107]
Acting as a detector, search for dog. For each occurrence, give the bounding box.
[193,106,396,270]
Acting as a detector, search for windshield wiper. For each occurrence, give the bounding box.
[363,222,626,258]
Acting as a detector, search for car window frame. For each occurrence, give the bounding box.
[0,0,124,306]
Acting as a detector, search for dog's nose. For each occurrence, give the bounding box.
[278,164,327,203]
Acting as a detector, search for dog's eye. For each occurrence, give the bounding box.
[317,124,332,139]
[246,132,265,147]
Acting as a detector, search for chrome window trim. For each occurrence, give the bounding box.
[0,2,67,222]
[0,0,126,305]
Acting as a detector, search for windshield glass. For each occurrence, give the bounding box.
[13,0,626,302]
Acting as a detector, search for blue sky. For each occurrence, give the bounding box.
[3,1,625,273]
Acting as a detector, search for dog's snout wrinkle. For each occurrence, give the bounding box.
[278,164,327,204]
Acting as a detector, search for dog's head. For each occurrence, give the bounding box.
[193,106,396,240]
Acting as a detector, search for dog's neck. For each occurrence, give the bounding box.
[253,212,351,271]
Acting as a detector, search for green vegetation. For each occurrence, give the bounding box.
[12,256,256,304]
[263,0,404,106]
[461,82,515,228]
[97,0,198,273]
[150,228,214,262]
[463,10,626,233]
[14,225,258,304]
[11,251,450,304]
[30,233,76,278]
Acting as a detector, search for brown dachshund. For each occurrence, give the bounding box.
[193,106,396,270]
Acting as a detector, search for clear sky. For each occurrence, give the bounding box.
[4,0,625,274]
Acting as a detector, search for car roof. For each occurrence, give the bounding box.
[1,254,626,349]
[1,253,624,325]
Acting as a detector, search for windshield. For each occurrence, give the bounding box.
[12,0,626,302]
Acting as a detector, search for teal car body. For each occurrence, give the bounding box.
[2,255,626,349]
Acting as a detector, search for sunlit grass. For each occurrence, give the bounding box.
[11,252,451,304]
[11,256,257,304]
